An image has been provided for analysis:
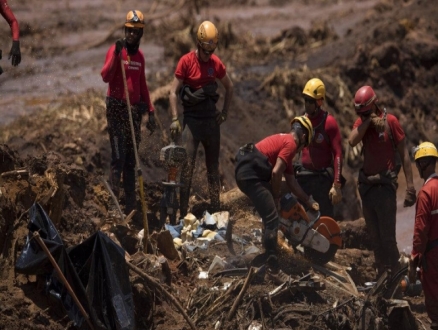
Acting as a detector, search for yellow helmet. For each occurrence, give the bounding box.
[290,116,314,146]
[303,78,325,100]
[413,142,438,160]
[125,10,145,28]
[197,21,218,52]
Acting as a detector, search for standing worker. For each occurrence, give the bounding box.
[169,20,233,218]
[410,142,438,330]
[235,116,319,283]
[0,0,21,67]
[101,10,156,216]
[348,85,415,277]
[295,78,343,218]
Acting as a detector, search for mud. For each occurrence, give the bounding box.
[1,0,438,329]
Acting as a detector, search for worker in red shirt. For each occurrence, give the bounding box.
[348,86,415,277]
[0,0,21,67]
[169,20,233,218]
[295,78,343,218]
[101,10,155,216]
[235,116,319,283]
[410,142,438,329]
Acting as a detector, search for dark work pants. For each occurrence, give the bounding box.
[106,98,142,213]
[179,117,221,217]
[359,183,399,275]
[296,172,333,218]
[235,145,277,253]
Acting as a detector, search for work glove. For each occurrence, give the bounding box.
[115,38,125,55]
[408,257,418,283]
[329,183,342,205]
[170,117,182,139]
[216,111,227,125]
[370,113,385,133]
[146,112,156,134]
[8,40,21,67]
[308,195,319,212]
[404,187,416,207]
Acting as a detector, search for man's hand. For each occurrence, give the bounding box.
[8,40,21,66]
[216,111,227,125]
[146,112,156,134]
[370,113,385,133]
[404,187,416,207]
[329,183,342,205]
[170,117,182,139]
[308,195,319,211]
[115,39,125,55]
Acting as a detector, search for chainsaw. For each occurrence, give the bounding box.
[278,193,342,264]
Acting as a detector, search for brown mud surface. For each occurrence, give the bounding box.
[1,0,438,329]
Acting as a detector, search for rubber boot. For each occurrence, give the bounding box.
[207,172,221,213]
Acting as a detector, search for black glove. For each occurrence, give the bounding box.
[404,187,416,207]
[8,40,21,67]
[216,111,227,125]
[115,39,125,55]
[146,112,156,134]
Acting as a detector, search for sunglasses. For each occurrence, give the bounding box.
[126,27,142,35]
[304,97,316,104]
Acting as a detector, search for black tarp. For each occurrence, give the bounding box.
[15,203,136,330]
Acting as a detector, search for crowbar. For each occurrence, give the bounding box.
[120,57,150,252]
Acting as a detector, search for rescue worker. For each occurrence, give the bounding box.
[235,116,320,284]
[409,142,438,329]
[295,78,343,218]
[169,20,233,218]
[0,0,21,67]
[101,10,156,215]
[348,85,415,277]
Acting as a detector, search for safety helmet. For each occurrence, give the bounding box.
[290,116,314,146]
[302,78,325,100]
[412,142,438,161]
[125,10,145,28]
[197,21,218,52]
[354,86,377,114]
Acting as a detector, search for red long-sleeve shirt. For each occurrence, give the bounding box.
[352,113,404,175]
[101,45,154,112]
[301,110,343,185]
[412,174,438,259]
[0,0,19,40]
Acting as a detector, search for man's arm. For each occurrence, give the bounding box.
[219,73,233,115]
[284,173,314,209]
[348,116,371,147]
[169,77,183,119]
[398,137,414,189]
[271,157,286,204]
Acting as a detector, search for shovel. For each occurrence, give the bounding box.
[120,58,150,252]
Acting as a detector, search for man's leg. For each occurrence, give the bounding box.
[296,173,333,217]
[203,120,221,213]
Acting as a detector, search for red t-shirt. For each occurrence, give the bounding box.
[256,134,298,174]
[174,51,226,89]
[412,175,438,258]
[352,113,404,175]
[101,45,154,111]
[301,110,343,184]
[1,0,19,40]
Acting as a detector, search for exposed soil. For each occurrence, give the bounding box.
[1,0,438,329]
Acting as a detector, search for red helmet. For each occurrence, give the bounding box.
[354,86,377,114]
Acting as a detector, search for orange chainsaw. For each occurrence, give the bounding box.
[278,193,342,264]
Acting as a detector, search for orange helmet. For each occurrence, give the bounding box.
[125,10,145,28]
[197,21,218,53]
[354,86,377,114]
